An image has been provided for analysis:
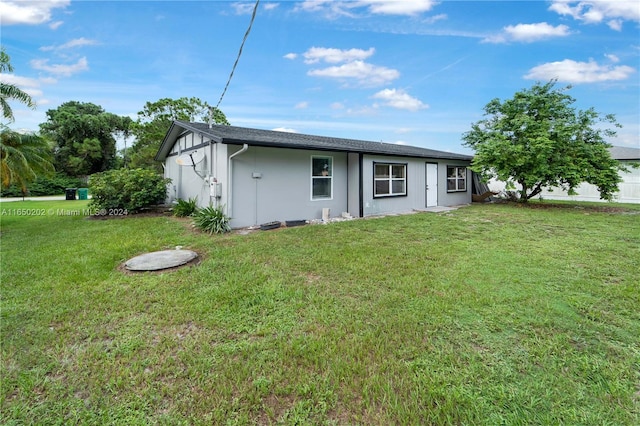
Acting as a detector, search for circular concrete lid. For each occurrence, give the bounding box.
[124,249,198,271]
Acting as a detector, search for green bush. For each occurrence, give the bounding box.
[0,173,84,197]
[173,197,198,217]
[88,168,170,213]
[193,205,231,234]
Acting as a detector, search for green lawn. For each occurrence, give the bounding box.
[1,200,639,425]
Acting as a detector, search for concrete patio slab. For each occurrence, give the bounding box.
[419,206,462,213]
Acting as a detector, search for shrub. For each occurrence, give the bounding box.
[173,197,198,217]
[193,205,231,234]
[88,168,170,213]
[0,173,84,197]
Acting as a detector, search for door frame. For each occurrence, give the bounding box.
[425,162,438,208]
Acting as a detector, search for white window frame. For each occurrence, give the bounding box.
[447,166,467,192]
[311,156,333,200]
[374,162,407,198]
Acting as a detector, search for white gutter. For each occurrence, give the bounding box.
[227,144,249,218]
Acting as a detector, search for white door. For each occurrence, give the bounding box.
[426,163,438,207]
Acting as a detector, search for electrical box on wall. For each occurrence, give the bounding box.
[210,181,222,198]
[252,172,262,179]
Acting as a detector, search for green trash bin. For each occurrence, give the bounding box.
[78,188,88,200]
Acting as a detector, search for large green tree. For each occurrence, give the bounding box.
[1,125,54,191]
[1,47,36,122]
[129,97,229,171]
[40,101,130,177]
[463,81,625,202]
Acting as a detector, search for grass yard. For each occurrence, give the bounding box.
[1,200,639,425]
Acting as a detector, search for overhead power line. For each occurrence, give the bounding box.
[214,0,260,111]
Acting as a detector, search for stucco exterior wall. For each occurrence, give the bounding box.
[361,155,471,217]
[164,132,213,206]
[227,145,349,228]
[347,152,360,217]
[439,160,473,207]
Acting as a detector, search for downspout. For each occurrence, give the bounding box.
[227,144,249,219]
[208,139,215,208]
[177,143,182,200]
[359,153,364,218]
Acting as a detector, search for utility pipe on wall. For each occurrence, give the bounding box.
[227,144,249,218]
[209,140,216,208]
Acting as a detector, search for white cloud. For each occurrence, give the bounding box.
[346,105,380,116]
[0,74,54,100]
[303,47,375,64]
[23,87,44,98]
[524,59,636,83]
[283,53,297,60]
[361,0,438,16]
[294,0,339,13]
[549,1,640,30]
[607,19,623,31]
[295,101,309,109]
[605,53,620,63]
[371,88,428,111]
[293,0,357,18]
[272,127,299,133]
[0,0,69,25]
[49,21,63,30]
[40,37,98,52]
[423,13,447,24]
[330,102,345,109]
[30,57,89,77]
[483,22,572,43]
[231,2,256,15]
[308,60,400,87]
[231,2,278,15]
[294,0,438,17]
[0,74,40,90]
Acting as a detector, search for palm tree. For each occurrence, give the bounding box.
[0,47,51,194]
[1,126,54,192]
[1,46,36,122]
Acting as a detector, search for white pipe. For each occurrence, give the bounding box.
[177,143,182,200]
[209,140,215,208]
[227,144,249,218]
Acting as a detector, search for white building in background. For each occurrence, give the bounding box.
[487,146,640,204]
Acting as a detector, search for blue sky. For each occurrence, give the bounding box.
[1,0,638,154]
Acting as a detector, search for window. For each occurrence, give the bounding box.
[311,156,332,199]
[447,166,467,192]
[374,163,407,197]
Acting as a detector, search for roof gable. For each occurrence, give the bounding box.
[155,121,473,162]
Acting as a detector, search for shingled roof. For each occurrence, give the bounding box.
[155,121,473,162]
[609,146,640,161]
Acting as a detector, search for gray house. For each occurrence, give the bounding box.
[155,121,473,228]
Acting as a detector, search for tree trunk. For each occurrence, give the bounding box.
[518,181,529,203]
[527,183,544,200]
